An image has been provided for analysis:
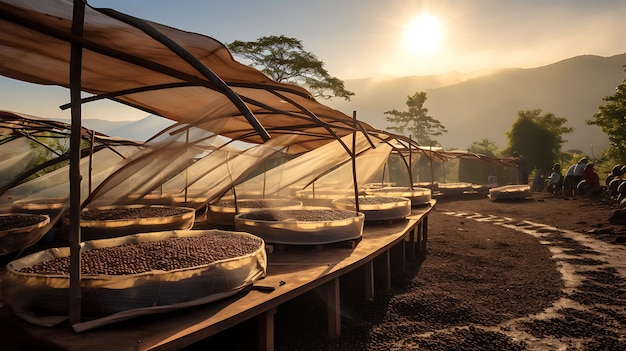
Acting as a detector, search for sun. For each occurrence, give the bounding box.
[404,13,444,54]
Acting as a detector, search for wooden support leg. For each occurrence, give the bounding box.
[364,260,374,300]
[258,307,277,351]
[391,239,405,273]
[416,221,423,254]
[326,277,341,339]
[407,226,416,259]
[423,215,429,250]
[374,250,391,291]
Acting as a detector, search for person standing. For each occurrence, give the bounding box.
[513,151,528,185]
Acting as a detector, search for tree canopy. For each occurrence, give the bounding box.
[504,109,573,173]
[587,70,626,164]
[468,138,499,157]
[227,35,354,101]
[384,92,447,146]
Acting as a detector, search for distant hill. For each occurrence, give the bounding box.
[50,118,129,135]
[105,115,174,141]
[327,53,626,155]
[52,115,174,141]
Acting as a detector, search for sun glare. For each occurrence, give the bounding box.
[404,13,443,54]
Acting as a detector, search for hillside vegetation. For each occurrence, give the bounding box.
[328,53,626,154]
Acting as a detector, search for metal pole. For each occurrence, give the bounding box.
[69,0,86,325]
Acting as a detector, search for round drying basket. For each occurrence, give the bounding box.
[437,182,475,195]
[0,213,50,255]
[413,181,439,191]
[361,182,396,190]
[3,229,267,320]
[209,199,303,226]
[332,196,411,221]
[488,184,533,201]
[293,189,358,207]
[12,198,67,217]
[126,193,172,206]
[61,205,195,241]
[365,187,432,207]
[171,194,209,215]
[234,207,364,245]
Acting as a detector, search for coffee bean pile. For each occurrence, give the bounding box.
[238,209,356,222]
[80,206,190,221]
[407,326,528,351]
[338,196,408,205]
[0,214,47,231]
[212,199,298,208]
[17,234,262,275]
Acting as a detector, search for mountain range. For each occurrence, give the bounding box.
[85,53,626,156]
[327,53,626,156]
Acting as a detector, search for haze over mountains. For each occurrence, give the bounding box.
[328,53,626,155]
[88,53,625,156]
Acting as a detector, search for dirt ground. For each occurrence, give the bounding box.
[202,191,626,350]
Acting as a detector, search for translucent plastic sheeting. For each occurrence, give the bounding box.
[234,132,381,198]
[0,111,144,194]
[86,125,300,209]
[0,143,36,190]
[0,146,141,248]
[2,229,267,332]
[308,141,394,191]
[0,132,61,191]
[160,134,300,206]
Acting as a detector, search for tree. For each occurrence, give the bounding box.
[504,109,573,173]
[468,138,499,157]
[384,92,447,145]
[227,35,354,101]
[587,71,626,164]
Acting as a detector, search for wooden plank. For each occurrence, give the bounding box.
[0,203,435,351]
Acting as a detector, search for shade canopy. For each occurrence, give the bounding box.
[0,0,378,151]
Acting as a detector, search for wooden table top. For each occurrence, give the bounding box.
[0,202,434,351]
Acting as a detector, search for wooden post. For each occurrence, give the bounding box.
[326,278,341,339]
[258,308,277,351]
[69,0,86,325]
[364,260,374,300]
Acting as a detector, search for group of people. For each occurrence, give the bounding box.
[541,157,602,197]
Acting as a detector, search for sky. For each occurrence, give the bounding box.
[1,0,625,121]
